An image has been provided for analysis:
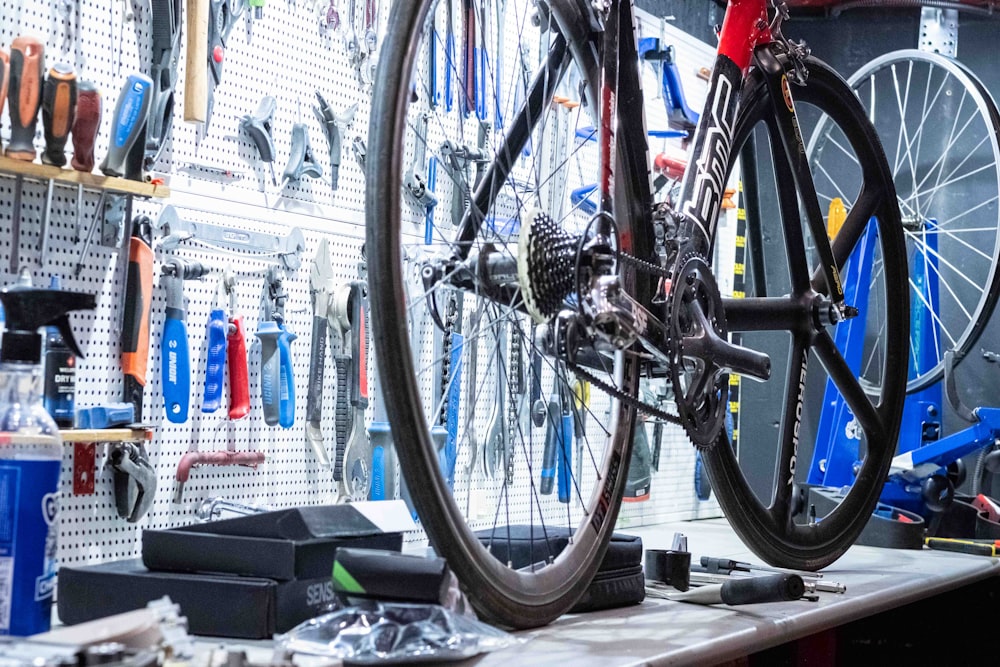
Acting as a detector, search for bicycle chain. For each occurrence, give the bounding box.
[565,357,683,428]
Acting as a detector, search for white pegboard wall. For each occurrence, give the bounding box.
[0,0,727,571]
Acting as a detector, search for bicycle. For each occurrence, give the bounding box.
[365,0,909,628]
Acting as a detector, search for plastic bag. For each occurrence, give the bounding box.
[275,601,521,664]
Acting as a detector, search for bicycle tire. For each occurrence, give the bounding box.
[812,50,1000,393]
[704,56,909,570]
[366,1,650,628]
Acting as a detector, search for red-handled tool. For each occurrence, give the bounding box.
[121,216,155,422]
[71,81,101,171]
[223,267,250,419]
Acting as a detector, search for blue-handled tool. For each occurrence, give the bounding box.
[441,331,463,490]
[160,258,209,423]
[540,390,560,495]
[76,402,135,429]
[202,272,229,413]
[255,267,296,428]
[557,386,573,504]
[100,73,154,179]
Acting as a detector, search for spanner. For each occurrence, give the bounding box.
[483,317,508,478]
[306,238,335,467]
[403,113,439,214]
[461,303,482,477]
[332,279,372,501]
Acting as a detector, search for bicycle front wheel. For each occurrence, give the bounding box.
[365,1,652,627]
[704,56,909,570]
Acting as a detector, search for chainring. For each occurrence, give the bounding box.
[667,253,730,448]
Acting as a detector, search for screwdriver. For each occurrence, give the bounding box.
[40,63,78,266]
[6,37,44,274]
[0,49,10,133]
[6,36,44,160]
[70,81,102,244]
[101,73,153,180]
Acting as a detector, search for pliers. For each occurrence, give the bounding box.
[306,238,336,467]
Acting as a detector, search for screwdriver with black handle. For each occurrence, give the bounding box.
[39,63,78,266]
[6,37,44,274]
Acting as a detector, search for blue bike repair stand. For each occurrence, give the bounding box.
[807,220,1000,547]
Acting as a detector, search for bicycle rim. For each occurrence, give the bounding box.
[365,0,649,627]
[704,56,909,570]
[812,50,1000,393]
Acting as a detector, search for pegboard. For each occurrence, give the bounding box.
[0,0,727,584]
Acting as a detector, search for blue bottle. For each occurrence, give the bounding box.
[0,283,95,635]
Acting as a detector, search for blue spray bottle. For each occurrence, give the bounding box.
[0,283,95,635]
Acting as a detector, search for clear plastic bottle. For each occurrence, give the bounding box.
[0,283,95,636]
[0,360,62,636]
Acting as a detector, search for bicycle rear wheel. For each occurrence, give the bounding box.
[811,50,1000,393]
[365,1,651,627]
[704,56,909,570]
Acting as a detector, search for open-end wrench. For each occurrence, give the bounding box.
[483,317,508,478]
[461,302,482,478]
[343,0,361,76]
[403,113,438,214]
[306,238,335,467]
[332,279,372,501]
[359,0,379,87]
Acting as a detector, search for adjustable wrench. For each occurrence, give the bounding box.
[306,238,335,467]
[332,279,372,501]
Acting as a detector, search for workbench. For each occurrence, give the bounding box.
[186,517,999,665]
[467,518,1000,665]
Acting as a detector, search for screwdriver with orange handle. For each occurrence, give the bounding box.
[121,215,155,422]
[0,49,10,136]
[6,36,44,160]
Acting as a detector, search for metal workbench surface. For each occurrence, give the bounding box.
[466,518,1000,666]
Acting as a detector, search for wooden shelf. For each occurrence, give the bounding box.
[0,155,170,198]
[60,428,154,444]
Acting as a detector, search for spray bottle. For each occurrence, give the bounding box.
[0,284,95,636]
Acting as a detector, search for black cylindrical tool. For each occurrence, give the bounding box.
[667,573,805,605]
